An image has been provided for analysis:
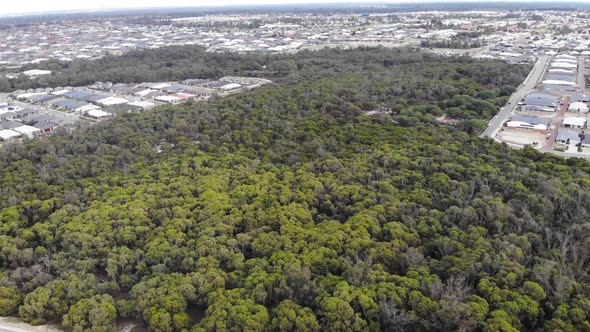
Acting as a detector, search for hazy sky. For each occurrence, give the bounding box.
[0,0,556,16]
[3,1,393,15]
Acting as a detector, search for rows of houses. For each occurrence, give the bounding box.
[542,54,579,92]
[0,76,271,141]
[501,53,590,150]
[11,76,271,121]
[0,106,64,141]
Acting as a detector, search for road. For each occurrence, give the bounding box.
[541,97,567,151]
[480,55,551,138]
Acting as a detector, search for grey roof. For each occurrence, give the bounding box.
[546,73,576,82]
[557,129,580,142]
[104,103,141,114]
[29,94,57,103]
[511,115,548,126]
[33,121,59,130]
[201,81,225,88]
[110,83,129,91]
[63,90,93,100]
[571,93,590,102]
[524,92,558,107]
[544,84,576,91]
[46,97,70,107]
[0,120,23,129]
[163,85,186,93]
[81,93,108,102]
[54,100,88,110]
[13,108,37,117]
[24,114,60,125]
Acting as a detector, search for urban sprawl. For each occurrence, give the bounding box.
[2,9,590,159]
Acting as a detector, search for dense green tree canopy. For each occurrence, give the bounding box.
[0,47,589,331]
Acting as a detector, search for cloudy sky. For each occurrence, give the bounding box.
[0,0,569,16]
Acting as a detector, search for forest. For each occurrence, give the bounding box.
[0,47,589,331]
[420,39,483,49]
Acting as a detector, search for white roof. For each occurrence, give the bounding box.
[563,117,587,126]
[97,97,129,106]
[542,80,577,86]
[548,69,574,74]
[551,62,577,69]
[22,69,51,77]
[557,54,576,59]
[220,83,241,90]
[51,89,72,96]
[150,83,171,89]
[14,125,41,135]
[128,101,155,109]
[135,89,156,97]
[0,129,21,140]
[554,58,577,64]
[86,109,110,118]
[16,92,43,99]
[568,102,589,111]
[76,104,101,112]
[155,95,181,102]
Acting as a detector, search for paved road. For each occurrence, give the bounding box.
[480,55,551,138]
[541,97,567,151]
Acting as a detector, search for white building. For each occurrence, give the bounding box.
[22,69,51,78]
[97,97,129,106]
[155,95,182,104]
[220,83,242,91]
[0,129,22,140]
[506,115,549,131]
[563,117,587,129]
[128,101,156,110]
[551,62,577,69]
[85,109,111,120]
[568,102,589,113]
[542,80,577,87]
[13,125,42,138]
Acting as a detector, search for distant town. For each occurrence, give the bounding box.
[1,9,590,67]
[2,6,590,159]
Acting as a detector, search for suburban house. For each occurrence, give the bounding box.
[568,102,589,113]
[33,121,60,134]
[556,129,581,145]
[571,93,590,103]
[506,115,549,132]
[0,129,21,141]
[563,117,587,129]
[522,92,559,112]
[84,109,111,120]
[13,125,42,138]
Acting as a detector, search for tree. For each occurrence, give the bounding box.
[0,286,22,315]
[63,295,117,332]
[271,300,320,332]
[198,289,270,331]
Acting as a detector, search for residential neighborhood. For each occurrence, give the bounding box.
[486,51,590,158]
[0,75,271,142]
